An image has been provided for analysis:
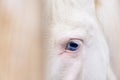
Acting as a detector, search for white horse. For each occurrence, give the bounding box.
[45,0,117,80]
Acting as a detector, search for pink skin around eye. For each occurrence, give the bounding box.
[59,39,83,55]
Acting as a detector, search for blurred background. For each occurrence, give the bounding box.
[0,0,42,80]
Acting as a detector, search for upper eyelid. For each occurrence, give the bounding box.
[68,38,84,43]
[59,37,85,46]
[59,38,84,50]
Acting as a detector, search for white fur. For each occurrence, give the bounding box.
[45,0,117,80]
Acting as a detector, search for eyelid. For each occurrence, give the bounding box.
[59,38,84,49]
[68,38,84,43]
[64,38,84,49]
[66,38,83,48]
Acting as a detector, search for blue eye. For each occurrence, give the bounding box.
[66,40,81,51]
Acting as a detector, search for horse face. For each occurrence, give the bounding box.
[46,11,109,80]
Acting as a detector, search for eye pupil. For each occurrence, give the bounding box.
[67,41,79,51]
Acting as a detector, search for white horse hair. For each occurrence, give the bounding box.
[45,0,117,80]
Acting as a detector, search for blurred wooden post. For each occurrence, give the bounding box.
[0,0,42,80]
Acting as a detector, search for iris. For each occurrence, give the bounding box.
[67,41,79,51]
